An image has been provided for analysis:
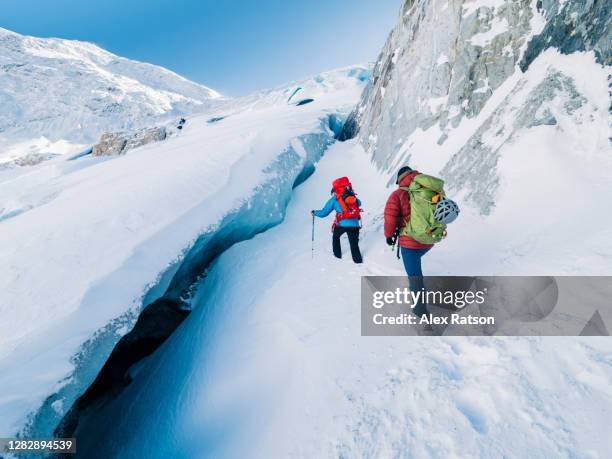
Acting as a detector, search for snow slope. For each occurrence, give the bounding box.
[65,5,612,456]
[71,136,612,458]
[0,66,369,437]
[1,0,611,455]
[0,27,221,163]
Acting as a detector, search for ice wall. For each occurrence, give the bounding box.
[52,125,336,447]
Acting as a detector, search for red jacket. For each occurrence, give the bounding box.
[384,171,434,249]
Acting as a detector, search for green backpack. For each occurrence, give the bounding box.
[400,174,448,244]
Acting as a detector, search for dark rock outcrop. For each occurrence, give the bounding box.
[521,0,611,71]
[91,126,167,156]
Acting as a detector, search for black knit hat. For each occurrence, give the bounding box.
[396,166,413,184]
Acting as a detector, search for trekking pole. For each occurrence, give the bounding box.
[311,213,315,259]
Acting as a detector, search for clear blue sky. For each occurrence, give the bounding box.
[2,0,401,96]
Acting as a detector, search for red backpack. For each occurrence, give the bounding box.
[331,177,362,230]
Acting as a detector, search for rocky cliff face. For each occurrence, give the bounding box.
[343,0,535,160]
[521,0,611,70]
[343,0,611,214]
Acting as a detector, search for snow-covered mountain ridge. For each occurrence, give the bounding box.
[0,27,221,163]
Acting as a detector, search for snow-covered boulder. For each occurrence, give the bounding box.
[0,152,59,170]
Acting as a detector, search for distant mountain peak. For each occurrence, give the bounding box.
[0,27,222,157]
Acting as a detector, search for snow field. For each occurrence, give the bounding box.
[76,139,612,458]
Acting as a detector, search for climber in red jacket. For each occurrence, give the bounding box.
[384,166,434,311]
[384,166,434,316]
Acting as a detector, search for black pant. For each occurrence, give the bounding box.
[332,226,363,263]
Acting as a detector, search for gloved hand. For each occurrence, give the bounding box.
[386,236,396,246]
[311,210,315,216]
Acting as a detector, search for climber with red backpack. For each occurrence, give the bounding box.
[311,177,363,264]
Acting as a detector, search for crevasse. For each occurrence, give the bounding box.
[22,117,339,444]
